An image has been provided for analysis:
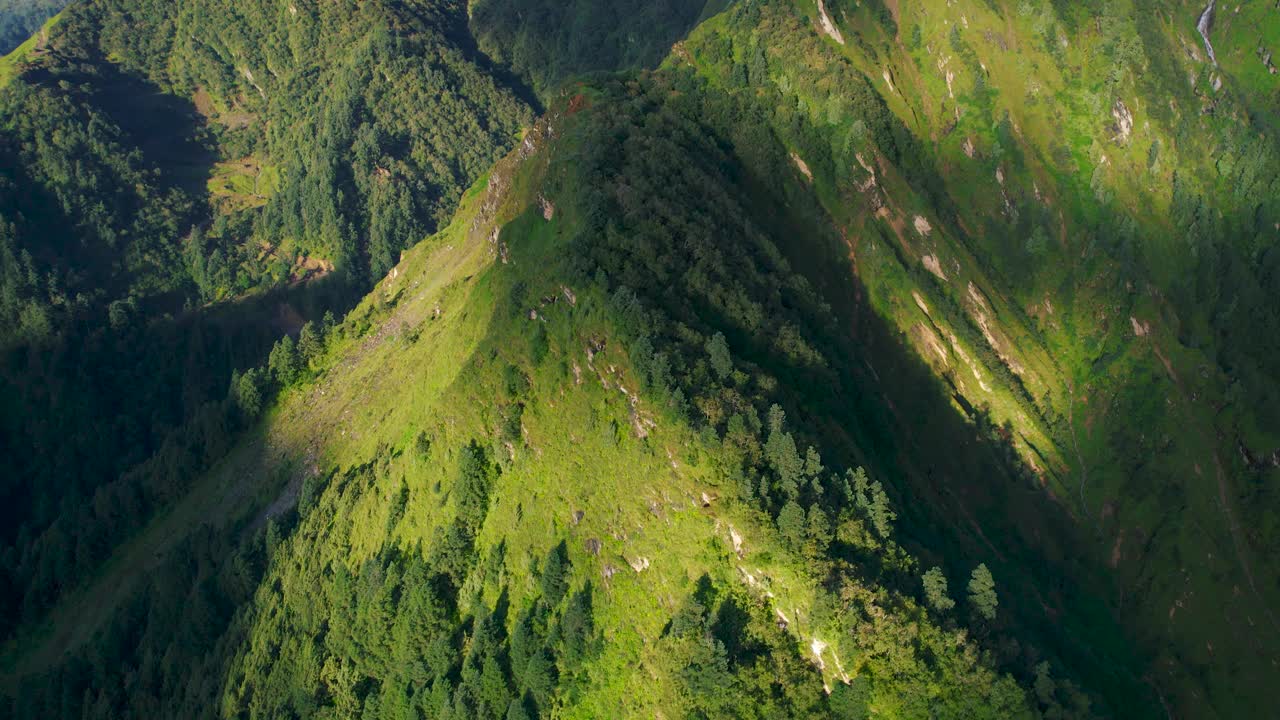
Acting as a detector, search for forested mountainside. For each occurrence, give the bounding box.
[1,0,1279,718]
[0,0,65,55]
[0,0,531,646]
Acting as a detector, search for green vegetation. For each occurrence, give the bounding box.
[0,0,64,56]
[4,73,1051,719]
[0,0,534,644]
[470,0,730,99]
[2,0,1280,718]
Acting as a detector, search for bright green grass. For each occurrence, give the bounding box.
[0,10,61,89]
[207,158,280,212]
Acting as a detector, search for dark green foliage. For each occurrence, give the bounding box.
[416,431,434,459]
[829,676,871,720]
[850,468,895,540]
[539,541,570,607]
[706,331,733,380]
[776,500,806,549]
[557,584,595,671]
[968,563,998,621]
[297,321,323,364]
[456,441,496,532]
[923,566,956,612]
[298,470,329,519]
[470,0,722,98]
[506,698,532,720]
[0,0,65,54]
[10,1,1268,716]
[765,406,805,499]
[661,576,837,717]
[232,368,265,419]
[0,0,528,640]
[267,335,298,386]
[63,0,535,284]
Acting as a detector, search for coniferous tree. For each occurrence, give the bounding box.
[922,567,955,612]
[268,335,299,386]
[706,332,733,379]
[968,563,998,621]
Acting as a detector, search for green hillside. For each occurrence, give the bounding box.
[0,0,535,645]
[0,0,64,56]
[5,77,1085,719]
[1,0,1279,718]
[653,2,1280,715]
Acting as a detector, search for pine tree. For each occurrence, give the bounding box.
[456,441,494,531]
[268,335,299,385]
[297,320,323,363]
[922,567,955,611]
[706,331,733,379]
[540,542,570,606]
[968,563,998,621]
[776,500,806,549]
[233,369,264,418]
[558,585,595,671]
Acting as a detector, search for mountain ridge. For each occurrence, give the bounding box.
[1,0,1279,717]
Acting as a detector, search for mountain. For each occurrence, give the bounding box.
[0,0,534,641]
[2,0,1279,718]
[0,0,65,55]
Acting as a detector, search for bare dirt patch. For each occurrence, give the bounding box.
[791,153,814,182]
[922,254,947,280]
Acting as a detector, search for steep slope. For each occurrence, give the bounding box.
[3,0,1279,718]
[0,0,534,644]
[469,0,730,99]
[652,0,1280,715]
[6,84,1053,719]
[0,0,64,55]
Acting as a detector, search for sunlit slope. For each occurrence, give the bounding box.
[0,8,60,86]
[216,90,1042,720]
[5,94,1050,718]
[661,0,1280,715]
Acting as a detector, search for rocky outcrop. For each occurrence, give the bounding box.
[815,0,844,45]
[1197,1,1218,66]
[922,254,947,280]
[791,153,814,182]
[1258,43,1277,74]
[1112,99,1133,143]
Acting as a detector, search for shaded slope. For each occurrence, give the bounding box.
[469,0,731,99]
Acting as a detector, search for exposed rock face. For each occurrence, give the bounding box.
[815,0,844,45]
[922,254,947,280]
[913,215,933,236]
[791,153,813,182]
[1198,1,1218,66]
[882,68,897,95]
[1258,43,1277,74]
[1113,99,1134,142]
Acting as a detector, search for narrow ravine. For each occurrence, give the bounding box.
[1198,0,1218,66]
